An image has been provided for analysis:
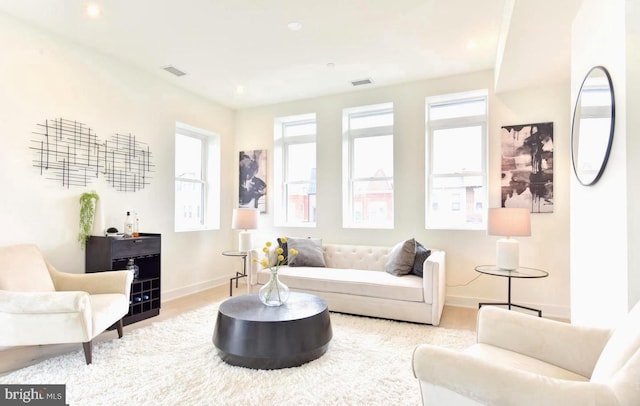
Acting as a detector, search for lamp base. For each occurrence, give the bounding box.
[238,231,252,253]
[496,238,519,270]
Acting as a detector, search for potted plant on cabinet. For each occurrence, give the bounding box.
[78,191,99,248]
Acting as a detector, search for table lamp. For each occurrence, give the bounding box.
[487,208,531,270]
[232,208,259,252]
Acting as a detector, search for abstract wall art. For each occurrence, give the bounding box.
[239,149,267,213]
[500,122,553,213]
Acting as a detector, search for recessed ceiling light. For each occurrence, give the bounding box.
[236,85,245,95]
[467,40,478,50]
[287,21,302,31]
[86,4,101,18]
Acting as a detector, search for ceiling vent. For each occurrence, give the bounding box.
[351,78,373,87]
[162,65,187,77]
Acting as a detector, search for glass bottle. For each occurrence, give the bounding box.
[126,258,139,279]
[133,213,140,238]
[124,211,133,238]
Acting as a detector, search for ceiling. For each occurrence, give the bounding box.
[0,0,582,109]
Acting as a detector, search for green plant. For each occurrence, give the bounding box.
[78,191,99,248]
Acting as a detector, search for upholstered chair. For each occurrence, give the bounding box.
[0,244,133,364]
[413,303,640,405]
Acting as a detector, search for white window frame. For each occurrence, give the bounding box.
[425,90,488,230]
[342,102,394,229]
[174,122,220,232]
[273,113,317,227]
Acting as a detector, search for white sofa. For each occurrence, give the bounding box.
[249,242,446,325]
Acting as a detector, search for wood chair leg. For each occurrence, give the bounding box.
[83,341,92,365]
[116,319,124,339]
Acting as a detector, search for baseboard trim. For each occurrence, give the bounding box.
[162,277,228,302]
[445,295,570,321]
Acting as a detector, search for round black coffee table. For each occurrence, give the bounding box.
[212,292,332,369]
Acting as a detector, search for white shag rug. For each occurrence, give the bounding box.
[0,302,476,406]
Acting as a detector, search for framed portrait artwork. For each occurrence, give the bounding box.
[239,150,267,213]
[500,122,554,213]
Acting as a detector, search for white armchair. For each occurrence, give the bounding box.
[0,244,133,364]
[413,303,640,405]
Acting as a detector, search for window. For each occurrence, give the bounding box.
[274,114,317,226]
[426,91,487,230]
[342,103,394,228]
[174,122,220,231]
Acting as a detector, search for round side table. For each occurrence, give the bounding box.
[223,250,248,296]
[475,265,548,317]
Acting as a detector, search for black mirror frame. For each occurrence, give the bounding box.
[571,65,615,186]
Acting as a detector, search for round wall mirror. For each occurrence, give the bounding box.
[571,66,615,186]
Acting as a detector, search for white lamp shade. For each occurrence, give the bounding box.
[487,208,531,237]
[232,208,258,230]
[488,208,531,270]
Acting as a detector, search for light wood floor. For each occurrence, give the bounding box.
[0,282,478,376]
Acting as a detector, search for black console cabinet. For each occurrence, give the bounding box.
[86,233,161,326]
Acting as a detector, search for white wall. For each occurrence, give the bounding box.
[235,70,572,318]
[0,10,580,317]
[0,13,240,300]
[625,0,640,316]
[570,0,636,326]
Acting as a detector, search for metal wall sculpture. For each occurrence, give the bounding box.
[31,118,153,191]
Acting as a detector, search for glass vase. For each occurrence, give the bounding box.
[259,270,290,307]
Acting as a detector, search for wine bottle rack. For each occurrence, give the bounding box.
[85,233,161,326]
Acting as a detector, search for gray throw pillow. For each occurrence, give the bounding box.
[287,237,326,267]
[385,238,416,276]
[411,241,432,277]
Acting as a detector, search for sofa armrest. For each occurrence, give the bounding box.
[412,344,618,406]
[0,290,90,314]
[247,249,262,285]
[477,306,612,378]
[422,250,446,326]
[47,263,133,297]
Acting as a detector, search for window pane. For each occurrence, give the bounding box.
[429,99,485,120]
[432,175,483,189]
[429,179,484,227]
[284,121,316,137]
[350,111,393,130]
[351,180,393,227]
[353,135,393,178]
[175,180,204,228]
[432,126,482,174]
[426,92,487,230]
[286,183,316,224]
[175,134,202,179]
[287,143,316,182]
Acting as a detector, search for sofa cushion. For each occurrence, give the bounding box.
[411,241,432,277]
[385,238,416,276]
[323,244,390,271]
[287,237,326,267]
[258,267,425,302]
[0,244,56,292]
